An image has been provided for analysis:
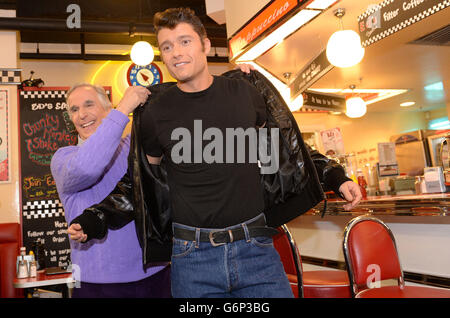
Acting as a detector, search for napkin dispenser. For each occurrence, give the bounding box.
[423,167,446,193]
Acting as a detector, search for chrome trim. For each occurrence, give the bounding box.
[342,215,405,297]
[280,224,304,298]
[311,194,450,217]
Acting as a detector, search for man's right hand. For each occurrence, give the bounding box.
[68,223,87,243]
[116,86,151,116]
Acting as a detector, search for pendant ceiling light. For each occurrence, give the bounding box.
[130,1,154,66]
[345,85,367,118]
[326,8,365,68]
[130,41,154,66]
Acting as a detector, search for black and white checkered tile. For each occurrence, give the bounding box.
[358,0,393,20]
[20,90,67,99]
[0,69,21,85]
[22,199,65,220]
[360,0,450,47]
[20,89,111,99]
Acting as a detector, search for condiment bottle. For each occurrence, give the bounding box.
[357,169,368,199]
[17,260,28,279]
[29,261,37,278]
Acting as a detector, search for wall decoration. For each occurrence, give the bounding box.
[0,68,21,85]
[358,0,450,47]
[0,90,10,183]
[127,63,163,87]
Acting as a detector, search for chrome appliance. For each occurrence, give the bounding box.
[389,130,432,176]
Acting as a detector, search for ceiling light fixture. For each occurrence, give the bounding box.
[345,85,367,118]
[400,101,415,107]
[130,40,154,66]
[326,8,365,68]
[309,88,408,105]
[130,1,154,66]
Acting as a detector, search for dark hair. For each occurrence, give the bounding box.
[153,7,207,42]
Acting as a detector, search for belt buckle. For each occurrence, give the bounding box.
[209,230,233,247]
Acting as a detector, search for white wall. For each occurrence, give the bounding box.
[0,10,20,224]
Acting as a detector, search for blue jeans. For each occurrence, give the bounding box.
[171,214,293,298]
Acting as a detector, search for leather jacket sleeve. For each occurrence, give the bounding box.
[69,171,135,242]
[307,143,351,195]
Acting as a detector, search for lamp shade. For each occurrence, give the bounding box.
[345,96,366,118]
[326,30,365,68]
[130,41,154,66]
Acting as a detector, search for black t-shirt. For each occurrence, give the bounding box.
[140,75,267,228]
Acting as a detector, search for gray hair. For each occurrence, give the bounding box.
[66,83,112,116]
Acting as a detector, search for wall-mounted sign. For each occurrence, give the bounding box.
[302,91,346,112]
[289,50,333,99]
[127,63,163,87]
[228,0,300,60]
[358,0,450,47]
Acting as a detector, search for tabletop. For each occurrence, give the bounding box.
[13,270,74,289]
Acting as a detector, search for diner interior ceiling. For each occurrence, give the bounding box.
[0,0,448,115]
[256,0,450,114]
[0,0,228,47]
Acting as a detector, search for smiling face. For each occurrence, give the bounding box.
[67,86,110,140]
[158,22,211,88]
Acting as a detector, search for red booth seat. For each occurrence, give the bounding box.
[0,223,23,298]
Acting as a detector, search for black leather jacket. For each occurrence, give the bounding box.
[72,70,349,264]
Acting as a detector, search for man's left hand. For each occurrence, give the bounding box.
[339,181,362,211]
[235,63,255,74]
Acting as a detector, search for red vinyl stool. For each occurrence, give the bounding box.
[356,286,450,298]
[273,225,351,298]
[343,216,450,298]
[303,270,351,298]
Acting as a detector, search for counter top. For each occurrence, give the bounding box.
[308,193,450,216]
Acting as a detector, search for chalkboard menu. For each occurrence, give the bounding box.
[18,86,111,268]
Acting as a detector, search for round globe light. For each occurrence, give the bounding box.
[130,41,154,66]
[345,96,367,118]
[326,30,365,68]
[289,93,304,112]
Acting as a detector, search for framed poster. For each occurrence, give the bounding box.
[0,90,10,183]
[18,86,111,267]
[320,127,345,156]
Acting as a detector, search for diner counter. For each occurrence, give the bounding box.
[308,193,450,217]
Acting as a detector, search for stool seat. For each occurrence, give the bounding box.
[357,286,450,298]
[303,270,350,286]
[303,270,351,298]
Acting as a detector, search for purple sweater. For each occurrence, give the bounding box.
[51,110,166,283]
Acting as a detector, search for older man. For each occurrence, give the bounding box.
[50,84,171,298]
